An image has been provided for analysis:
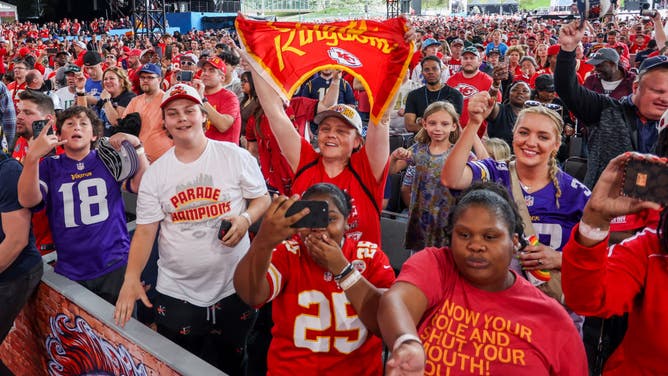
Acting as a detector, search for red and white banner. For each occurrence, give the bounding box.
[236,14,414,124]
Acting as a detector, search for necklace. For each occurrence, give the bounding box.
[424,85,443,105]
[519,179,531,192]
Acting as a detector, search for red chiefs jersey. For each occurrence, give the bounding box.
[265,236,395,376]
[12,137,57,254]
[291,138,388,245]
[447,71,498,137]
[7,81,26,107]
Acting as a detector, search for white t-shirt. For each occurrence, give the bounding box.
[55,87,76,110]
[137,140,267,306]
[410,62,450,86]
[389,78,422,134]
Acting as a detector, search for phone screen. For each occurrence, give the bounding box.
[286,200,329,228]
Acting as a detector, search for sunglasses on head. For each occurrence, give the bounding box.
[523,100,563,116]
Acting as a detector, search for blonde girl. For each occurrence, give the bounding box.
[390,101,488,251]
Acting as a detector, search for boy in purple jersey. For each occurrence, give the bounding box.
[18,103,148,304]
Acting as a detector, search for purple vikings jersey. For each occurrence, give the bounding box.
[39,150,129,280]
[468,158,591,251]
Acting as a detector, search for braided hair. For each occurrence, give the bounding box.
[513,106,564,209]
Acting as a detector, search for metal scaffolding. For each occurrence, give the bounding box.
[387,0,412,18]
[130,0,166,42]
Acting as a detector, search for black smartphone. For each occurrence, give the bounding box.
[622,157,668,205]
[218,219,232,240]
[46,48,58,54]
[178,70,193,82]
[32,120,52,139]
[285,200,329,228]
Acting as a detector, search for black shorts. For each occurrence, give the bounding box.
[153,292,256,374]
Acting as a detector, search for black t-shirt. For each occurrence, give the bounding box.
[111,90,136,108]
[405,85,464,119]
[487,103,517,148]
[0,155,40,282]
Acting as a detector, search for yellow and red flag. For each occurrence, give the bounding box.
[235,14,414,124]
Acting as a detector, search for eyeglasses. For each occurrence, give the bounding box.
[524,100,563,116]
[181,61,195,66]
[240,79,249,83]
[139,75,158,81]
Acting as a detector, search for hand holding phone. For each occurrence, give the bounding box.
[177,70,193,82]
[32,120,52,139]
[285,200,329,228]
[622,156,668,205]
[218,219,232,240]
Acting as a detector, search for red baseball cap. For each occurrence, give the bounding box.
[547,44,561,56]
[198,55,226,75]
[128,49,142,57]
[18,47,31,57]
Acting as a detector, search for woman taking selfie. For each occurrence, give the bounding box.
[234,183,395,375]
[378,183,586,375]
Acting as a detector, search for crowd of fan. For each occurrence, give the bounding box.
[0,10,667,376]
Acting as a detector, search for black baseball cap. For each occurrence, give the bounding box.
[83,51,103,66]
[535,74,555,92]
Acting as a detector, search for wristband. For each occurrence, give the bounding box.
[240,211,252,226]
[392,333,422,352]
[578,220,609,242]
[333,263,353,281]
[338,269,361,290]
[76,91,86,97]
[135,146,145,156]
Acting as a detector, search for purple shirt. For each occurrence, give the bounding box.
[39,151,129,280]
[468,158,591,251]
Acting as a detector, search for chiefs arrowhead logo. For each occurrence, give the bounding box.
[328,47,362,68]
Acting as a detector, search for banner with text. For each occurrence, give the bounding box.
[235,14,414,124]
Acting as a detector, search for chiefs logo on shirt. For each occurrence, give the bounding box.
[453,83,480,98]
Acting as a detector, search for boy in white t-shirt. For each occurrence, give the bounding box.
[114,84,271,374]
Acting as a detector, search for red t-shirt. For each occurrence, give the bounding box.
[204,87,241,144]
[246,97,318,195]
[447,71,499,137]
[0,47,7,74]
[578,59,595,80]
[291,138,388,245]
[398,247,588,375]
[7,81,26,108]
[264,236,394,376]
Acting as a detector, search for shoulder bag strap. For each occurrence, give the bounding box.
[508,160,536,237]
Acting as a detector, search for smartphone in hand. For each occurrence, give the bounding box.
[178,70,193,82]
[218,219,232,240]
[32,120,52,139]
[622,157,668,205]
[285,200,329,228]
